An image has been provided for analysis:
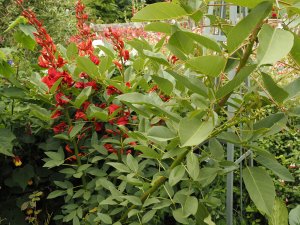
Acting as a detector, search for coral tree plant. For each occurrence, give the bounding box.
[9,0,300,224]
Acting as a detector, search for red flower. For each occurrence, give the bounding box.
[104,143,117,154]
[113,60,123,70]
[51,110,62,119]
[85,81,98,90]
[89,54,100,65]
[125,82,131,88]
[75,110,87,120]
[53,122,67,134]
[117,116,129,125]
[106,85,122,95]
[82,101,91,111]
[65,144,74,154]
[75,82,85,89]
[55,92,70,106]
[94,122,102,131]
[122,50,130,61]
[108,104,120,114]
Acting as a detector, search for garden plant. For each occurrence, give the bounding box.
[0,0,300,224]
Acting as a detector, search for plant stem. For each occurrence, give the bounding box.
[65,109,87,187]
[216,21,264,112]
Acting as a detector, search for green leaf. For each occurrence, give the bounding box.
[69,123,85,139]
[14,31,36,50]
[77,56,99,80]
[50,77,63,94]
[30,104,51,122]
[67,43,78,60]
[186,152,200,180]
[186,56,226,77]
[132,2,189,21]
[197,167,220,187]
[0,61,14,78]
[243,167,275,216]
[121,196,142,206]
[289,205,300,225]
[73,86,92,108]
[147,126,176,142]
[4,16,28,32]
[86,104,108,121]
[183,196,198,216]
[152,75,173,95]
[19,24,36,39]
[144,22,173,35]
[255,150,294,182]
[172,208,189,224]
[290,32,300,66]
[73,216,80,225]
[143,50,169,65]
[284,77,300,99]
[126,154,138,172]
[183,31,221,52]
[257,25,294,66]
[222,0,273,8]
[261,73,289,103]
[208,138,224,161]
[106,162,131,173]
[167,70,208,97]
[195,202,210,225]
[0,128,16,156]
[216,65,256,99]
[47,190,66,199]
[169,165,185,186]
[179,117,215,147]
[169,31,194,55]
[134,145,160,159]
[253,113,286,130]
[268,198,288,225]
[142,210,156,224]
[0,87,26,99]
[227,1,272,53]
[97,213,112,224]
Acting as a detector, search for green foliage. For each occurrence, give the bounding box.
[0,0,299,225]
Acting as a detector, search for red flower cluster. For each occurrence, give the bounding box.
[108,104,130,126]
[106,85,122,95]
[17,3,74,91]
[104,27,130,70]
[69,0,99,65]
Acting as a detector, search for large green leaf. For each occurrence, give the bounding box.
[284,77,300,99]
[219,0,274,8]
[186,56,226,77]
[227,1,272,53]
[268,198,288,225]
[243,167,275,216]
[152,75,173,95]
[144,22,173,35]
[169,165,186,186]
[179,117,215,147]
[257,25,294,66]
[261,73,289,103]
[216,65,256,99]
[73,86,92,108]
[167,70,208,97]
[186,152,200,180]
[255,150,294,182]
[147,126,176,142]
[290,32,300,66]
[169,31,194,54]
[183,31,221,52]
[289,205,300,225]
[0,128,16,156]
[132,3,189,21]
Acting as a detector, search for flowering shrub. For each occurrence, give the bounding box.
[0,0,300,224]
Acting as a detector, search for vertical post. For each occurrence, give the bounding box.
[226,70,235,225]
